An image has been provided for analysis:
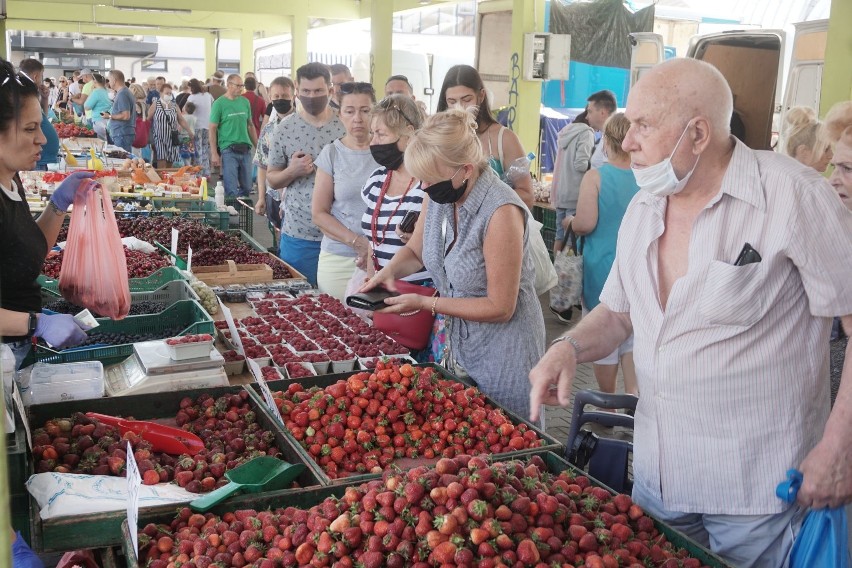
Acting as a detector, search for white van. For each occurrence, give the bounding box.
[630,30,786,150]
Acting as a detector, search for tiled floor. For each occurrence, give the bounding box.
[247,210,622,445]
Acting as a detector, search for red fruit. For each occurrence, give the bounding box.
[516,539,540,565]
[578,532,598,552]
[360,551,384,568]
[612,493,633,513]
[142,470,160,485]
[432,541,457,564]
[627,503,644,520]
[156,536,174,553]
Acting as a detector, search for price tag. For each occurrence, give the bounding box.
[217,298,244,355]
[247,358,284,426]
[126,440,142,561]
[170,228,179,265]
[187,245,193,273]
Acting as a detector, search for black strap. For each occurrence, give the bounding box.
[562,220,584,255]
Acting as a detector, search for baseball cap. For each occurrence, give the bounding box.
[80,68,94,76]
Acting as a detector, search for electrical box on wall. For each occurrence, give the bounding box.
[523,33,571,81]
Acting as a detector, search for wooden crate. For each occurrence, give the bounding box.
[192,260,273,285]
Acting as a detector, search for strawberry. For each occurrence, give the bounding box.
[612,493,633,513]
[431,541,457,564]
[516,539,540,565]
[578,531,598,552]
[627,503,644,520]
[360,551,384,568]
[610,523,633,542]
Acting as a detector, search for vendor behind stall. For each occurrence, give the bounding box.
[0,58,92,369]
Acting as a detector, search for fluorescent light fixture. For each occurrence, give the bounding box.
[114,6,192,14]
[72,39,85,48]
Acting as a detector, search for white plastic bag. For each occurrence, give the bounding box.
[528,215,558,296]
[550,223,583,311]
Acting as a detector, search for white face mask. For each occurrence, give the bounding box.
[108,90,116,101]
[632,121,700,197]
[161,94,172,104]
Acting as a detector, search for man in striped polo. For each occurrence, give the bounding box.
[529,58,852,567]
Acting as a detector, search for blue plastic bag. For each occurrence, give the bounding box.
[777,469,849,568]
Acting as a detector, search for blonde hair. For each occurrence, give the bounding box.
[784,106,827,158]
[603,112,630,160]
[405,109,487,182]
[371,94,423,138]
[824,101,852,147]
[129,83,146,101]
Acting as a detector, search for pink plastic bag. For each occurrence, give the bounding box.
[59,180,131,320]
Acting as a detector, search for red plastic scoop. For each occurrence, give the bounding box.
[85,412,205,455]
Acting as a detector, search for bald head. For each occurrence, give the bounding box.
[631,58,733,141]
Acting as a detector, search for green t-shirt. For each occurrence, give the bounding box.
[82,81,95,119]
[209,95,253,151]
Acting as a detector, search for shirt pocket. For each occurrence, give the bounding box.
[698,260,768,327]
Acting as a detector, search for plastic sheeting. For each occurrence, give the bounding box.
[550,0,656,69]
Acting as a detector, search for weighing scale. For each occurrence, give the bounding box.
[105,340,228,396]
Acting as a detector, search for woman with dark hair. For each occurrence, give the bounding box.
[437,64,533,208]
[150,82,193,168]
[187,78,214,176]
[0,58,92,369]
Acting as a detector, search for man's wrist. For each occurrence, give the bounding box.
[550,335,581,359]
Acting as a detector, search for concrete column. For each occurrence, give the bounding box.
[205,33,218,80]
[509,0,545,164]
[291,14,308,75]
[370,0,393,89]
[820,0,852,114]
[240,28,254,76]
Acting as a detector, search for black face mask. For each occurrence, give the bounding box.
[424,167,468,204]
[272,99,292,115]
[299,94,328,116]
[370,140,405,171]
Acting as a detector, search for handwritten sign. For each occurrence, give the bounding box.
[247,358,284,426]
[217,298,244,355]
[126,440,142,560]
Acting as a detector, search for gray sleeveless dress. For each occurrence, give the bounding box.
[422,168,545,420]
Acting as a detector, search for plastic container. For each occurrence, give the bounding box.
[1,343,15,394]
[27,361,104,405]
[165,337,214,361]
[214,181,225,210]
[225,284,247,303]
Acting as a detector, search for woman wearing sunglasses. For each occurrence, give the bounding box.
[0,58,92,369]
[362,109,545,420]
[311,82,379,299]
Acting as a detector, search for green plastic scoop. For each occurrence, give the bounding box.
[189,457,304,512]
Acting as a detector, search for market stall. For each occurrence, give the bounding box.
[2,180,732,566]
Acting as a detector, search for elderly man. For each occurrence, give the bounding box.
[71,68,94,122]
[530,58,852,567]
[105,69,136,152]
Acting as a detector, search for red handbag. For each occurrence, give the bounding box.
[373,280,437,351]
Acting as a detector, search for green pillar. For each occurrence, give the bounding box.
[509,0,545,163]
[0,19,7,60]
[820,0,852,115]
[205,33,218,81]
[370,0,393,89]
[240,28,254,76]
[291,13,308,75]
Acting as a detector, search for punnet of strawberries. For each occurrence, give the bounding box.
[30,391,288,493]
[271,363,547,480]
[138,454,713,568]
[165,334,213,346]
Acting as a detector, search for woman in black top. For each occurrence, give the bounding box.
[0,58,92,368]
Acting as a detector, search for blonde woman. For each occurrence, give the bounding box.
[567,113,638,396]
[823,101,852,211]
[784,106,832,173]
[362,109,545,420]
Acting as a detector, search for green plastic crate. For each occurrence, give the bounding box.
[246,363,562,486]
[120,451,732,568]
[155,199,229,230]
[38,265,186,297]
[540,206,556,231]
[42,278,199,313]
[225,196,254,234]
[541,227,556,254]
[33,299,213,366]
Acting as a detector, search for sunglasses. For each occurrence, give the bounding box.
[338,81,375,96]
[229,83,244,88]
[377,96,416,128]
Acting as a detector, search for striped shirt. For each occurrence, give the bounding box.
[360,167,429,281]
[600,139,852,514]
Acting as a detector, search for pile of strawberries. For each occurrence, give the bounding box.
[138,454,711,568]
[166,334,213,346]
[271,363,547,479]
[31,391,286,493]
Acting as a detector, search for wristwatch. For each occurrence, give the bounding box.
[28,312,38,337]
